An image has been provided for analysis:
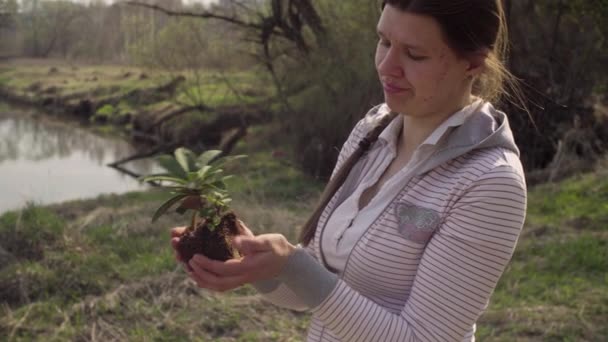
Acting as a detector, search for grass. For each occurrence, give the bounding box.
[476,166,608,341]
[0,59,276,148]
[0,146,607,341]
[0,161,607,340]
[0,60,271,109]
[0,195,314,341]
[0,130,318,341]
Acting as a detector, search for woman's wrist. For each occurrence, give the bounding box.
[276,248,339,308]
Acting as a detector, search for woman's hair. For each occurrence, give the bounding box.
[381,0,518,104]
[299,0,519,246]
[299,111,398,245]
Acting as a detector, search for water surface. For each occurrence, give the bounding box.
[0,107,158,213]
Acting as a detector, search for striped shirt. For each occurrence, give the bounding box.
[256,102,527,342]
[321,100,483,272]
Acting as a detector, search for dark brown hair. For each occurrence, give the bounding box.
[299,0,518,246]
[381,0,517,104]
[299,111,398,245]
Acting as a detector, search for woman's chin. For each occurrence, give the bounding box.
[384,96,413,115]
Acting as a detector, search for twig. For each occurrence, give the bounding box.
[8,304,33,341]
[108,164,160,187]
[121,1,266,32]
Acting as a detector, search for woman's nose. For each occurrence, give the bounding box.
[377,47,404,78]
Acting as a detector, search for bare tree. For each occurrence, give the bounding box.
[0,0,19,57]
[122,0,326,109]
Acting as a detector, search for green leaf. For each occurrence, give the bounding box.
[197,165,212,181]
[209,154,247,170]
[211,191,225,199]
[152,194,189,222]
[141,175,189,185]
[187,171,200,183]
[168,187,200,196]
[197,150,223,167]
[210,180,227,190]
[174,147,197,174]
[156,155,187,179]
[138,173,168,184]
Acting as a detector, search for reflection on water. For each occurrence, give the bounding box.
[0,108,159,213]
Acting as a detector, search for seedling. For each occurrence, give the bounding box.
[142,147,246,262]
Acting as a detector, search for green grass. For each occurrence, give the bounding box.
[476,167,608,341]
[0,61,271,110]
[0,142,316,340]
[2,152,607,341]
[0,75,11,86]
[1,163,607,341]
[526,172,608,230]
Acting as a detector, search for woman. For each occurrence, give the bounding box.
[172,1,527,341]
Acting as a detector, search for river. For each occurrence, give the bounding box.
[0,105,158,214]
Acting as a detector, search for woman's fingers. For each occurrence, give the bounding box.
[233,234,280,255]
[189,253,259,277]
[182,234,295,292]
[170,227,189,263]
[188,256,250,292]
[236,220,254,237]
[171,237,184,262]
[171,226,187,238]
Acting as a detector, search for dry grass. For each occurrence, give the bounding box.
[0,190,313,341]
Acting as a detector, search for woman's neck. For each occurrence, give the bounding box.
[399,93,474,156]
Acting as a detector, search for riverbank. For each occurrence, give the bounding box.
[0,58,274,157]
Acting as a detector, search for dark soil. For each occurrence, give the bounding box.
[177,212,240,262]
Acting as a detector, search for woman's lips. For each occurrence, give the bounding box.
[383,83,409,94]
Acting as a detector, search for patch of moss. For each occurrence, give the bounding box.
[91,104,115,123]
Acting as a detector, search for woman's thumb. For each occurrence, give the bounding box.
[233,236,268,255]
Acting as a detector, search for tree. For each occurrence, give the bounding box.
[20,0,88,58]
[0,0,18,28]
[0,0,18,56]
[503,0,608,173]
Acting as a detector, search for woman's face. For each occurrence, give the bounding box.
[375,5,475,118]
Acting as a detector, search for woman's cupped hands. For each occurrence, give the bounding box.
[170,221,296,292]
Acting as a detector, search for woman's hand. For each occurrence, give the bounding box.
[170,221,296,292]
[170,220,254,265]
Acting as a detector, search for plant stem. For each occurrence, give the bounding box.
[190,211,197,231]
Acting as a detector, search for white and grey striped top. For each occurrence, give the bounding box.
[257,102,527,342]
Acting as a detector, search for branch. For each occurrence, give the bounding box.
[121,1,264,31]
[108,164,161,187]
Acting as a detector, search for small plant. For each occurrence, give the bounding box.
[142,147,246,262]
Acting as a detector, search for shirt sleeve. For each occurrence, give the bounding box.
[252,244,318,312]
[277,164,527,341]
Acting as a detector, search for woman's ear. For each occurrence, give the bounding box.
[465,48,490,77]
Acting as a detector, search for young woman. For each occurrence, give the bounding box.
[172,1,527,341]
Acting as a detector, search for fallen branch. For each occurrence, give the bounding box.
[108,164,160,187]
[107,145,169,168]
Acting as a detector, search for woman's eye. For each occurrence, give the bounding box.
[407,51,427,61]
[378,39,391,47]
